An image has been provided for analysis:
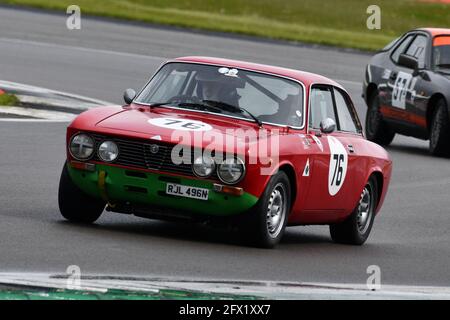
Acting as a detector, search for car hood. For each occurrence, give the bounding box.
[95,107,282,152]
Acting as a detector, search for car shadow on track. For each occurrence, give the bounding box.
[56,217,332,249]
[385,144,431,157]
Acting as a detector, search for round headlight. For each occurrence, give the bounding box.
[98,141,119,162]
[192,155,215,177]
[70,133,94,160]
[217,157,245,184]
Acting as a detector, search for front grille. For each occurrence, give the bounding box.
[92,134,214,178]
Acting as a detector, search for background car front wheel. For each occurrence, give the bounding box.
[429,99,450,156]
[58,162,105,223]
[365,91,395,146]
[329,176,378,245]
[240,171,291,249]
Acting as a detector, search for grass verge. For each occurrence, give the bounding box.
[0,92,20,106]
[0,0,449,51]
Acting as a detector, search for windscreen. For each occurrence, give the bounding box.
[135,62,304,127]
[433,36,450,71]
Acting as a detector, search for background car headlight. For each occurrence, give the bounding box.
[70,133,94,160]
[98,141,119,162]
[192,155,215,177]
[217,157,245,184]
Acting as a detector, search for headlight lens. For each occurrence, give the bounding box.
[70,133,94,160]
[192,155,215,177]
[217,157,245,184]
[98,141,119,162]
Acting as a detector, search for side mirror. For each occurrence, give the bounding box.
[123,89,136,104]
[398,53,418,70]
[320,118,336,134]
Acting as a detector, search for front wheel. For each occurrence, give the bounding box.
[240,171,291,248]
[329,176,378,245]
[58,162,105,223]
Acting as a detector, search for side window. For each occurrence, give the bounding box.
[334,89,360,133]
[405,35,428,68]
[309,86,336,130]
[391,34,414,64]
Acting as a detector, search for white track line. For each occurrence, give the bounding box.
[0,118,70,123]
[0,80,113,106]
[0,37,166,62]
[0,37,362,87]
[1,273,449,299]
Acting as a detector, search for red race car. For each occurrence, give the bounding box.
[59,56,392,248]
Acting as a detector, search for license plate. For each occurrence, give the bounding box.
[166,183,209,201]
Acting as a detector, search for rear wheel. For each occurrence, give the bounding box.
[329,176,378,245]
[429,99,450,156]
[240,171,291,249]
[365,91,395,146]
[58,162,105,223]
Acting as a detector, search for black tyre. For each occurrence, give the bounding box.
[429,99,450,156]
[365,91,395,146]
[330,176,378,245]
[58,162,105,223]
[240,171,291,248]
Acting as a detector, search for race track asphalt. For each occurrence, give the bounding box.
[0,6,449,287]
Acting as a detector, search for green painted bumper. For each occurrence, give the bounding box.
[67,164,258,216]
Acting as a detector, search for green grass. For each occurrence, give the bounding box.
[0,92,20,106]
[1,0,449,50]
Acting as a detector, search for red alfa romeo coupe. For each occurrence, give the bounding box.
[59,56,392,248]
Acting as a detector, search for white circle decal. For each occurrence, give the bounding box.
[328,136,348,196]
[148,117,212,131]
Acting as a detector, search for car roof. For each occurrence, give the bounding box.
[172,56,344,90]
[417,28,450,37]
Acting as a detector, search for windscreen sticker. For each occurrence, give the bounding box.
[328,136,348,196]
[148,117,212,131]
[218,67,239,77]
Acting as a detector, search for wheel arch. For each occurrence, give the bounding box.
[278,163,297,211]
[365,83,378,105]
[368,170,384,213]
[426,93,448,133]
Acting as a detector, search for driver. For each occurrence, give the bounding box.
[195,70,241,106]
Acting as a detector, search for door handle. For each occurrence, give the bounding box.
[347,145,355,153]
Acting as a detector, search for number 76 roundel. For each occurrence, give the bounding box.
[328,136,348,196]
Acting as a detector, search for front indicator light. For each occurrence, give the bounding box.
[213,183,244,196]
[70,160,96,172]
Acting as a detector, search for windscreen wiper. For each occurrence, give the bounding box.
[147,101,176,108]
[145,101,222,113]
[177,102,223,113]
[203,100,263,127]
